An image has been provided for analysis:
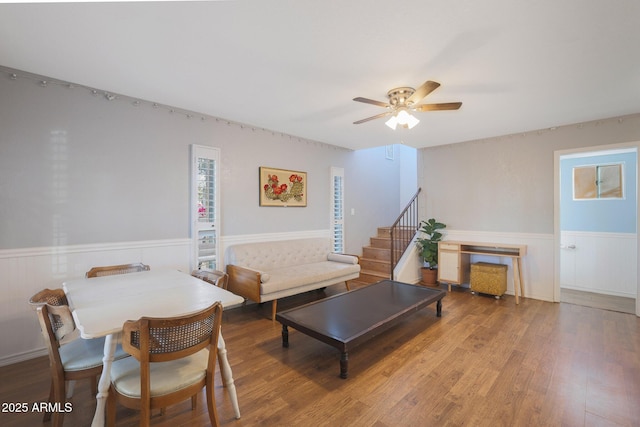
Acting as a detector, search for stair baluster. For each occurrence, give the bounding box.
[389,188,421,280]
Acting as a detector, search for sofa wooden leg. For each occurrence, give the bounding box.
[272,300,277,322]
[345,281,351,291]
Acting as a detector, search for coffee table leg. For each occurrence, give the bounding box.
[340,351,348,379]
[281,324,289,348]
[437,299,442,317]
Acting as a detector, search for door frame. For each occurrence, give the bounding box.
[553,140,639,316]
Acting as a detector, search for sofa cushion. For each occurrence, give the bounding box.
[261,261,360,295]
[227,238,330,271]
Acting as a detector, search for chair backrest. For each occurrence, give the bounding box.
[29,289,76,341]
[121,302,223,364]
[36,303,76,354]
[191,269,228,290]
[86,263,150,278]
[29,288,68,307]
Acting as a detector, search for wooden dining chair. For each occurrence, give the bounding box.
[85,262,150,278]
[29,287,69,307]
[191,269,229,290]
[29,288,78,345]
[106,301,224,427]
[31,289,128,427]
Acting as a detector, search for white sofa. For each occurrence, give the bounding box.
[226,237,361,320]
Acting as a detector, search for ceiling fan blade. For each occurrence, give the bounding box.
[353,97,390,108]
[406,80,441,105]
[353,111,391,124]
[414,102,462,112]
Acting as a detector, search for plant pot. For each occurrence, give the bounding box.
[421,267,438,286]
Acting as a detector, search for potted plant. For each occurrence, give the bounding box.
[415,218,446,286]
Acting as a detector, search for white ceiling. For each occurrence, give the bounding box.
[1,0,639,150]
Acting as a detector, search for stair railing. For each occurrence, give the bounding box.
[389,187,421,280]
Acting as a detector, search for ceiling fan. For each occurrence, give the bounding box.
[352,80,462,129]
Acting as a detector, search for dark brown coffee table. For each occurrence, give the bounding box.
[275,280,445,378]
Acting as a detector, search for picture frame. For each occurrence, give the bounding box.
[259,167,307,207]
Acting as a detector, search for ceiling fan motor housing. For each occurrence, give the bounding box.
[387,87,416,108]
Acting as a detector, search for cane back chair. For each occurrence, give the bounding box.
[107,301,224,427]
[191,269,229,290]
[85,263,150,278]
[30,289,128,427]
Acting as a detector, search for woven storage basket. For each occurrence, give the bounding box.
[470,262,507,297]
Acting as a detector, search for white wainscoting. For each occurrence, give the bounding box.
[396,230,556,302]
[0,239,191,366]
[560,231,637,298]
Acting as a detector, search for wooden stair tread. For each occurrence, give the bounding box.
[360,257,391,264]
[356,224,415,285]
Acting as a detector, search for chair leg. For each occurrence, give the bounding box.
[52,411,64,427]
[205,384,220,427]
[43,380,54,422]
[345,280,351,291]
[191,394,197,410]
[271,300,278,322]
[51,379,66,427]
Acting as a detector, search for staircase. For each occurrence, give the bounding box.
[353,227,395,285]
[353,188,422,286]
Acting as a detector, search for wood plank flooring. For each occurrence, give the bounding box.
[1,283,639,426]
[561,288,636,315]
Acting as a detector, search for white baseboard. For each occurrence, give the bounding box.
[0,347,47,367]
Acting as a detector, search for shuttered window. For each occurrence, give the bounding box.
[191,145,220,270]
[330,167,345,253]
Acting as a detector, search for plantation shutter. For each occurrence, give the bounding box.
[331,167,345,253]
[191,145,221,270]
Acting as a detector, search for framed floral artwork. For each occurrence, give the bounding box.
[259,167,307,207]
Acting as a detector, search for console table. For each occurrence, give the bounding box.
[437,241,527,303]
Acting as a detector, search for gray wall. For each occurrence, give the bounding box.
[420,114,640,234]
[0,67,403,254]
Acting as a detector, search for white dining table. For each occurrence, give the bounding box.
[63,269,245,427]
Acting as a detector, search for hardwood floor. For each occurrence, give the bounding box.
[561,288,636,315]
[2,283,639,427]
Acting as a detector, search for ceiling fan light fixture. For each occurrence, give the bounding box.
[386,109,419,130]
[405,113,420,129]
[385,115,398,130]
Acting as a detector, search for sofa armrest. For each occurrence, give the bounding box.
[226,264,263,302]
[328,253,360,264]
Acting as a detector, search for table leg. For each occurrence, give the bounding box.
[517,258,525,300]
[340,351,348,379]
[217,332,241,419]
[91,332,119,427]
[436,299,442,317]
[512,257,521,304]
[282,325,289,348]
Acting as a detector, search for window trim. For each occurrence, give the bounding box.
[190,145,221,271]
